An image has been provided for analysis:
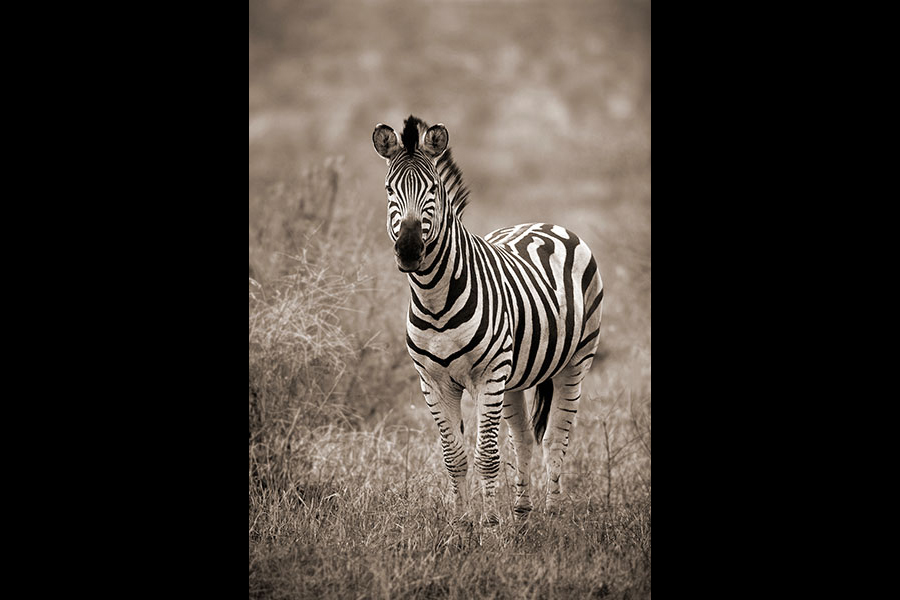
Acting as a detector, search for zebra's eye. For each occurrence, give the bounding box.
[429,183,438,195]
[386,185,394,196]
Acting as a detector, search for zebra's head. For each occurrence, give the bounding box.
[372,116,449,273]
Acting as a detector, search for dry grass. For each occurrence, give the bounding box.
[249,389,650,600]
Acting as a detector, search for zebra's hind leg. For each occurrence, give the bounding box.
[542,363,592,512]
[501,390,534,520]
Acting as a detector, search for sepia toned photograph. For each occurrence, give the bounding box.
[250,0,650,597]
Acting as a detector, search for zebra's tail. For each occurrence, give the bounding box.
[532,379,554,444]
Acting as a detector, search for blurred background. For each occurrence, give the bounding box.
[249,0,650,467]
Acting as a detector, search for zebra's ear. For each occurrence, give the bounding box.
[373,124,400,161]
[422,124,448,159]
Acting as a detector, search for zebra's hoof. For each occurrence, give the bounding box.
[513,506,533,522]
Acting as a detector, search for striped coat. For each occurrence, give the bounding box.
[374,116,603,523]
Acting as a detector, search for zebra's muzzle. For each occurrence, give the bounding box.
[395,217,425,273]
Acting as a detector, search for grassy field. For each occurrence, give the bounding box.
[250,1,650,597]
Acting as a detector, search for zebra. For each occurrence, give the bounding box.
[372,116,603,524]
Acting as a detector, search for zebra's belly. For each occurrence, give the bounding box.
[408,306,581,394]
[502,317,581,392]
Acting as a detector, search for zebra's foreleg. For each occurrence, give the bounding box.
[423,379,469,518]
[501,389,533,520]
[473,388,504,526]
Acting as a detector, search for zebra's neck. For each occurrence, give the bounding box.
[407,213,477,319]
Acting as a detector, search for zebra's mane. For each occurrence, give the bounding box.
[401,116,425,157]
[435,148,471,220]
